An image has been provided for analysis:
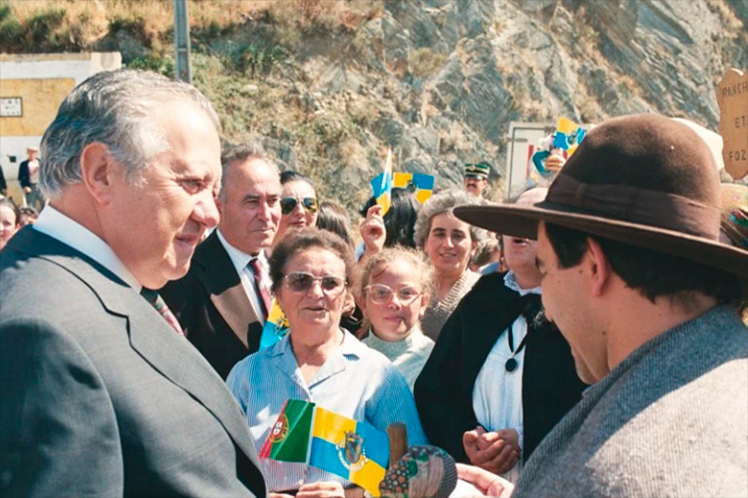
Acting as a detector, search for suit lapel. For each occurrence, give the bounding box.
[126,308,260,462]
[14,229,262,466]
[194,232,260,348]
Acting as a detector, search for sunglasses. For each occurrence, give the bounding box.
[280,197,319,215]
[364,284,422,305]
[283,271,346,296]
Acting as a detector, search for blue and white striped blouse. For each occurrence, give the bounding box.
[227,329,428,492]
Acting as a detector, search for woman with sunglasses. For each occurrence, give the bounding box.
[356,247,435,393]
[227,228,427,497]
[274,171,320,245]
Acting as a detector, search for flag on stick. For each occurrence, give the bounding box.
[370,149,393,216]
[393,172,435,203]
[261,400,390,496]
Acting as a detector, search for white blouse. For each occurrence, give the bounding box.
[472,270,541,484]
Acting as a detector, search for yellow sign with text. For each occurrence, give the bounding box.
[0,78,75,137]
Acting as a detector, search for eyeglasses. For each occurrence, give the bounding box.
[283,271,346,296]
[280,197,319,215]
[364,284,422,305]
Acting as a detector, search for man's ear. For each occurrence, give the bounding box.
[585,237,613,297]
[79,142,118,205]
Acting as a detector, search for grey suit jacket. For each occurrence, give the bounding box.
[514,305,748,498]
[0,227,267,497]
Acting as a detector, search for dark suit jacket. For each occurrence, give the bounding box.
[414,272,586,463]
[160,231,264,379]
[17,160,33,188]
[0,227,267,497]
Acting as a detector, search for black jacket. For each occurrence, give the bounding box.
[414,272,586,463]
[160,231,264,379]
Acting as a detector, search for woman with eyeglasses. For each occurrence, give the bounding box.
[227,228,427,498]
[274,171,319,245]
[356,247,435,392]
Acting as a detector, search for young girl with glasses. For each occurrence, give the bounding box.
[356,247,435,392]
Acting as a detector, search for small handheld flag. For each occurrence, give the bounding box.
[259,299,290,350]
[370,149,393,216]
[393,172,435,203]
[531,117,586,176]
[262,399,390,496]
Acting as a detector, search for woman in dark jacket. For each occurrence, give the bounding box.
[414,188,586,484]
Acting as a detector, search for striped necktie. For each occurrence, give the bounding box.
[248,257,272,321]
[140,288,185,337]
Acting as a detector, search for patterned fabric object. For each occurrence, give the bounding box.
[140,288,185,336]
[379,446,457,498]
[249,258,272,321]
[720,184,748,249]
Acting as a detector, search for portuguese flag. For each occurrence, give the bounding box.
[259,399,389,496]
[259,399,315,462]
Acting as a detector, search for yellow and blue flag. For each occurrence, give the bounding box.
[261,400,389,496]
[553,116,586,155]
[259,299,290,349]
[370,149,393,216]
[309,407,389,497]
[393,172,435,203]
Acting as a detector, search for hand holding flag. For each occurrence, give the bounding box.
[370,149,393,216]
[261,399,390,496]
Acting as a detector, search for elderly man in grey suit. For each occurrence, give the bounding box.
[0,70,267,497]
[454,115,748,497]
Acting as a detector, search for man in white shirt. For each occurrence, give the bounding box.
[160,142,282,379]
[0,69,266,496]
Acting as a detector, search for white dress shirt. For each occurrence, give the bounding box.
[216,229,270,319]
[472,270,541,484]
[33,205,141,291]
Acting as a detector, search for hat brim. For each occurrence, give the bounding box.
[454,202,748,277]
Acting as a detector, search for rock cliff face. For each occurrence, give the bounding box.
[3,0,746,207]
[227,0,746,207]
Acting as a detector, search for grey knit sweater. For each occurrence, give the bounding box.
[421,270,481,341]
[513,305,748,498]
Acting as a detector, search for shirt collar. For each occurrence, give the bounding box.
[504,270,542,296]
[268,328,365,360]
[33,205,141,291]
[216,228,267,273]
[365,325,421,354]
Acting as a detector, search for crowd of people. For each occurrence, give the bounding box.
[1,68,747,498]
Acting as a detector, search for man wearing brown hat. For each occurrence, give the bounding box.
[455,114,748,497]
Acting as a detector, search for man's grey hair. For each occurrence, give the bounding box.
[218,141,278,201]
[39,69,221,200]
[414,188,487,249]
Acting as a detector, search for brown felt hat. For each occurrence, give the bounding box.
[455,114,748,277]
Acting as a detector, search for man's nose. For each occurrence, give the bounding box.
[194,191,220,228]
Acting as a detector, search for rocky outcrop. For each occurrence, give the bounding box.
[258,0,746,206]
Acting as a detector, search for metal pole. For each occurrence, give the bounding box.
[174,0,192,83]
